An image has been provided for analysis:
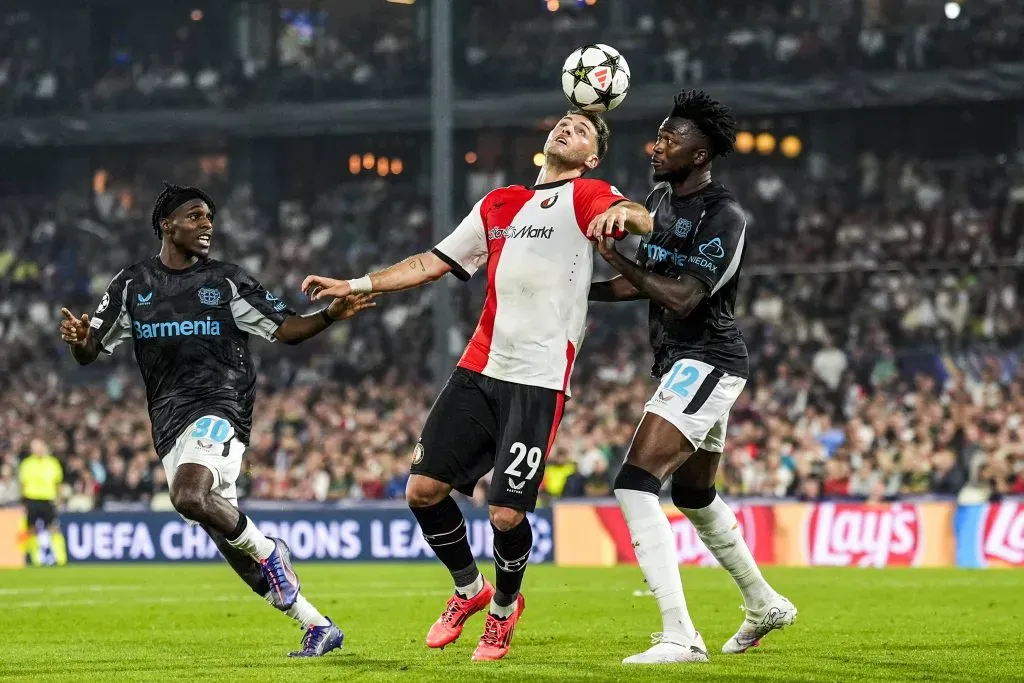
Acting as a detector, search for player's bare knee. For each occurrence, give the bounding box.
[488,505,524,532]
[169,484,207,521]
[405,474,449,508]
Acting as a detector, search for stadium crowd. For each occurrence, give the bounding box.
[3,0,1024,114]
[463,0,1024,92]
[2,143,1023,510]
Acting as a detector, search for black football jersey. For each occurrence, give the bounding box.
[637,181,749,379]
[88,256,295,457]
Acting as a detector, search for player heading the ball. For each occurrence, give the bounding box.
[590,90,798,665]
[303,110,652,662]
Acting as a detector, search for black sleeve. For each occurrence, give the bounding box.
[225,267,296,341]
[680,201,748,295]
[89,269,133,354]
[635,185,669,264]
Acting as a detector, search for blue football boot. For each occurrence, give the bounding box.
[288,618,344,658]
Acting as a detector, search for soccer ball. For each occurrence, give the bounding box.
[561,44,631,113]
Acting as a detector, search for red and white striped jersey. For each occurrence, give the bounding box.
[432,177,626,396]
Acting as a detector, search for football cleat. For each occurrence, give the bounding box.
[471,593,526,662]
[426,579,495,648]
[622,631,709,664]
[261,537,301,610]
[722,594,798,654]
[288,618,344,658]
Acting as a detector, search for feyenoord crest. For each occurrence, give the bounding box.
[412,442,424,464]
[540,195,558,209]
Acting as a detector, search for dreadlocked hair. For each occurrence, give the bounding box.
[151,182,217,239]
[669,90,737,159]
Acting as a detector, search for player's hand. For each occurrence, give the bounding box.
[587,205,630,241]
[326,293,379,321]
[302,275,350,301]
[59,307,91,347]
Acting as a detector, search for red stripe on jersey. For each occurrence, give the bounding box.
[458,188,535,373]
[562,340,576,392]
[545,392,566,458]
[544,340,573,457]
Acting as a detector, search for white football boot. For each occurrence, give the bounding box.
[722,594,797,654]
[622,631,709,664]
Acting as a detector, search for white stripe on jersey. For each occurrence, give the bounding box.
[99,277,133,353]
[226,278,281,341]
[710,217,747,296]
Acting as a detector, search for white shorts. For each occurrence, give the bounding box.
[643,359,746,453]
[161,415,245,524]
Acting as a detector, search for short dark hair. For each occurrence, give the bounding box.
[668,90,737,159]
[151,182,216,239]
[566,109,610,160]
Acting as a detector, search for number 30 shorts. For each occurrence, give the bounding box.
[161,415,245,525]
[643,358,746,453]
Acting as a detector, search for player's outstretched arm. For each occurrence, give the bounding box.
[586,201,653,239]
[273,293,378,345]
[589,276,646,302]
[595,239,705,316]
[302,251,452,302]
[59,307,102,365]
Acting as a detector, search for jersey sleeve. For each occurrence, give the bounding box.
[432,197,489,282]
[681,202,748,295]
[225,268,295,342]
[573,179,628,238]
[636,185,669,263]
[89,269,133,354]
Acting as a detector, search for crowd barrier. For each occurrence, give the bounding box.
[3,501,1022,568]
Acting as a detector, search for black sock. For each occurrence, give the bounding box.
[410,496,480,593]
[492,517,532,608]
[224,511,247,542]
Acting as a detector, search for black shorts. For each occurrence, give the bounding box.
[412,368,566,512]
[24,499,57,528]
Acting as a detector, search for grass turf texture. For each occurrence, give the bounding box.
[3,564,1022,682]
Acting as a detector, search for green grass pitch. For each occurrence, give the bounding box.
[3,564,1022,682]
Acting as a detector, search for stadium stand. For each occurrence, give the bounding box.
[1,0,1023,514]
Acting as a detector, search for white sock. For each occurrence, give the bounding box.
[266,592,330,629]
[681,495,773,609]
[456,573,484,599]
[489,599,516,619]
[227,516,275,561]
[615,488,697,642]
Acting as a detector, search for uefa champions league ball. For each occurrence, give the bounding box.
[561,44,631,113]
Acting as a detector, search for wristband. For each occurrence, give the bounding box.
[346,275,373,293]
[320,308,335,325]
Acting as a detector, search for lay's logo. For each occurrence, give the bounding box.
[805,503,921,567]
[982,502,1024,566]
